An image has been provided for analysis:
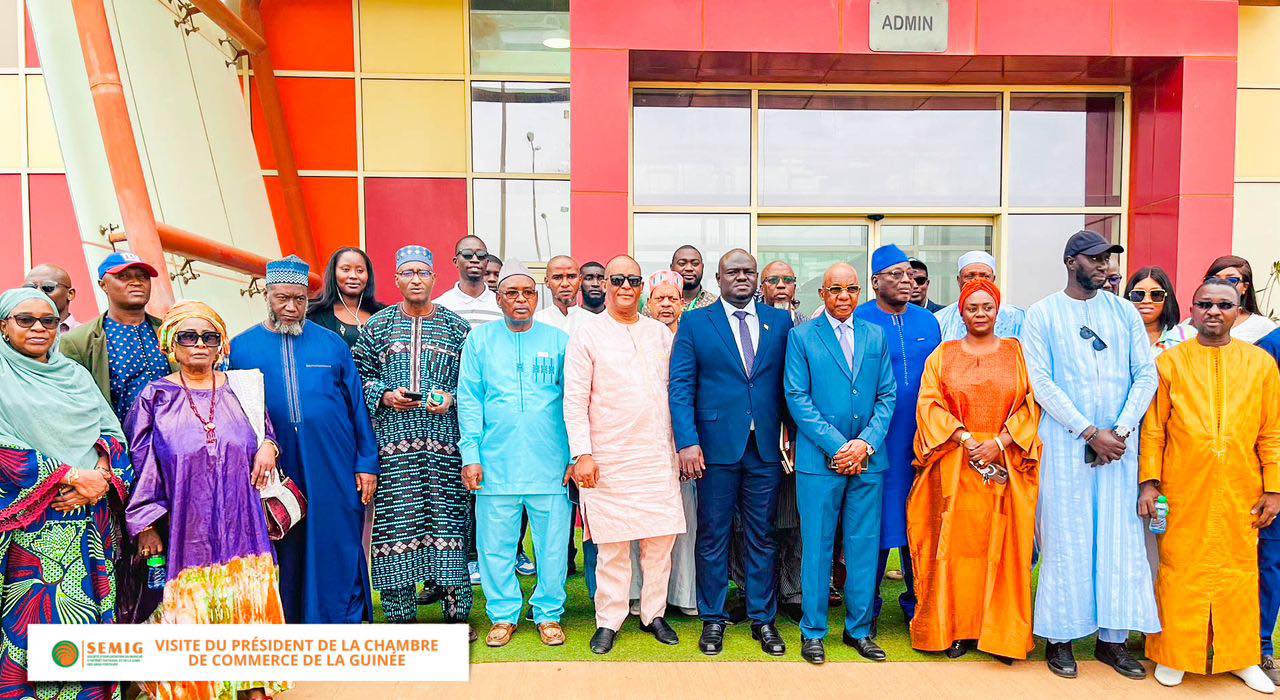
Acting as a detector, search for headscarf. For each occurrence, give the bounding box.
[648,270,682,291]
[958,278,1002,313]
[158,300,229,358]
[0,287,123,470]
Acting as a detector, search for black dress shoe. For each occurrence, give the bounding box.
[991,653,1014,666]
[640,617,679,645]
[699,621,726,655]
[781,601,804,624]
[589,627,617,655]
[944,639,974,659]
[1095,640,1146,679]
[751,622,786,656]
[1045,641,1078,678]
[417,585,443,606]
[842,632,887,661]
[801,638,826,665]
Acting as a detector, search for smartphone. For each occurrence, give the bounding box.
[1085,444,1098,466]
[402,390,423,401]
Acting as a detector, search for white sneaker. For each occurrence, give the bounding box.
[1153,664,1184,687]
[1233,666,1278,694]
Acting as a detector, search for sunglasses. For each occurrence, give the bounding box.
[8,314,58,330]
[455,249,485,261]
[1079,325,1107,352]
[23,281,67,295]
[1126,289,1167,303]
[1193,300,1238,311]
[174,330,223,348]
[396,269,434,280]
[764,275,797,285]
[822,285,861,297]
[500,289,537,300]
[608,275,644,288]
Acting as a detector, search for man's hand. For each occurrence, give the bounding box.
[562,463,576,486]
[356,473,378,505]
[834,440,870,475]
[251,442,278,489]
[425,391,454,415]
[1137,480,1162,519]
[969,440,1001,466]
[574,455,600,489]
[1254,493,1280,530]
[678,445,706,480]
[137,527,164,558]
[382,388,422,412]
[1090,429,1128,465]
[461,464,484,492]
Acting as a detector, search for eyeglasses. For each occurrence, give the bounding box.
[22,281,67,295]
[1079,325,1107,352]
[1193,300,1238,311]
[608,275,644,288]
[822,285,861,297]
[1217,276,1244,286]
[396,269,434,280]
[876,269,909,281]
[455,249,484,261]
[1126,289,1167,303]
[8,314,58,330]
[911,276,929,285]
[174,330,223,347]
[1106,274,1124,287]
[764,275,797,285]
[500,289,537,300]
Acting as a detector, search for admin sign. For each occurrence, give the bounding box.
[870,0,949,53]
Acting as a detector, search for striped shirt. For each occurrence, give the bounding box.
[433,283,502,329]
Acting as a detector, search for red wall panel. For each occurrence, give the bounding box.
[363,178,468,306]
[260,0,354,71]
[23,4,38,68]
[263,175,359,264]
[0,176,22,288]
[28,174,98,319]
[702,0,841,54]
[251,77,357,171]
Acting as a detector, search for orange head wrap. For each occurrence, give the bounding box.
[958,278,1001,313]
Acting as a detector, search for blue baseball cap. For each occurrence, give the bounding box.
[97,251,158,280]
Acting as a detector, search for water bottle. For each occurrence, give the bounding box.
[146,555,167,590]
[1149,495,1169,534]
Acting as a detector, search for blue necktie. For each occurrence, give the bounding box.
[733,310,755,375]
[837,323,854,370]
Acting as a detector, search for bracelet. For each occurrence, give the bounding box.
[1082,427,1099,443]
[995,435,1008,456]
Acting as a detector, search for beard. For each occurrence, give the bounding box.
[268,309,304,336]
[1074,264,1103,292]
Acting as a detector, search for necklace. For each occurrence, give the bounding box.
[178,372,219,445]
[338,293,365,333]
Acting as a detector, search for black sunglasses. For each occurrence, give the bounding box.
[174,330,223,348]
[1126,289,1167,303]
[23,281,67,295]
[1079,325,1107,352]
[764,275,797,285]
[608,275,644,288]
[8,314,58,330]
[1193,300,1238,311]
[455,249,485,261]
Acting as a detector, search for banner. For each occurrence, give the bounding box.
[29,625,469,682]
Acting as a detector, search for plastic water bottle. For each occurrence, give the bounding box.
[146,555,167,590]
[1149,496,1169,535]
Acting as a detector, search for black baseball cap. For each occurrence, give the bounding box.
[1064,229,1124,258]
[907,257,929,273]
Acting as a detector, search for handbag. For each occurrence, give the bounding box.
[225,369,308,540]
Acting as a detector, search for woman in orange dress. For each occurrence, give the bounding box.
[907,279,1042,663]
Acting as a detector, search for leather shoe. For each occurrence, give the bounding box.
[1045,641,1077,678]
[699,621,726,655]
[751,622,786,656]
[801,638,826,665]
[1263,655,1280,685]
[589,627,617,655]
[781,602,803,624]
[843,632,887,661]
[944,639,974,659]
[1095,640,1146,680]
[640,617,679,645]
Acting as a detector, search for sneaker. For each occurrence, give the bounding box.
[515,551,536,577]
[468,560,481,586]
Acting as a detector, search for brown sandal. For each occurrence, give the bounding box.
[486,623,517,647]
[537,621,565,646]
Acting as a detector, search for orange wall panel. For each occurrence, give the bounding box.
[260,0,354,71]
[264,175,359,263]
[251,77,357,171]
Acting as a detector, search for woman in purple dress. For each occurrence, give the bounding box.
[123,301,289,700]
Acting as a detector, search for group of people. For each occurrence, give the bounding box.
[1,225,1278,697]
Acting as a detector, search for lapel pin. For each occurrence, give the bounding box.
[763,324,770,331]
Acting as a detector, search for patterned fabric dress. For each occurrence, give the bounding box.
[0,435,133,700]
[353,304,471,623]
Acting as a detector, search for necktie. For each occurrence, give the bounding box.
[837,323,854,370]
[733,310,756,375]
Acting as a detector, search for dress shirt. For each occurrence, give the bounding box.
[825,310,856,368]
[721,298,760,372]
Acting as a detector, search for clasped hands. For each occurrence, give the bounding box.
[52,457,112,513]
[831,439,871,475]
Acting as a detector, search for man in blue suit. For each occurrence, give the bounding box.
[670,249,793,657]
[785,262,897,665]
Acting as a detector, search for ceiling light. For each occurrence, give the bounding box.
[543,37,570,49]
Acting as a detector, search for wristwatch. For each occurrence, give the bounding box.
[866,444,876,457]
[958,431,973,445]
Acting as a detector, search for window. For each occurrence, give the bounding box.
[633,214,751,288]
[1010,94,1123,207]
[879,224,993,306]
[757,225,870,307]
[633,90,751,206]
[473,179,570,262]
[1005,214,1119,308]
[471,82,569,174]
[469,0,570,76]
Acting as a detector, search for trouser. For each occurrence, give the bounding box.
[1262,537,1280,655]
[631,480,698,609]
[594,535,676,630]
[797,470,881,640]
[476,494,572,625]
[873,546,917,621]
[380,583,472,624]
[585,539,598,599]
[696,437,782,624]
[1048,628,1129,644]
[467,493,478,563]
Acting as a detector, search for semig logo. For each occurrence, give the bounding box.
[51,640,79,668]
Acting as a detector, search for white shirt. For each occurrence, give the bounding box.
[721,298,760,372]
[433,283,502,329]
[534,304,589,336]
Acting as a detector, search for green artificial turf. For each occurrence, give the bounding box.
[373,540,1119,664]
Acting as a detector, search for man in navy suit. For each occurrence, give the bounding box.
[669,249,793,657]
[784,262,896,665]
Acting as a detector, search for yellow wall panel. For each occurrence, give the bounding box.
[360,0,465,74]
[363,79,466,172]
[1233,182,1280,317]
[0,77,20,169]
[1240,6,1280,87]
[1237,89,1280,180]
[25,76,63,170]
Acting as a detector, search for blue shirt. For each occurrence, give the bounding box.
[103,316,170,420]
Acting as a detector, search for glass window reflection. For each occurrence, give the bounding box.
[633,214,751,289]
[758,225,870,310]
[473,178,570,263]
[1010,94,1123,207]
[879,224,993,306]
[633,90,751,206]
[1005,214,1119,308]
[471,82,569,174]
[759,92,1001,207]
[469,0,569,76]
